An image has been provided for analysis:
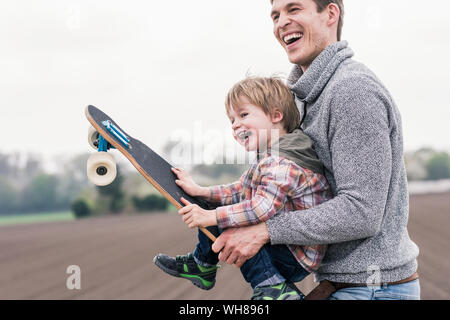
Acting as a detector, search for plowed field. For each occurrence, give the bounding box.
[0,193,448,299]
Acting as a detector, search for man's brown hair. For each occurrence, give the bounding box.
[225,76,300,133]
[271,0,344,41]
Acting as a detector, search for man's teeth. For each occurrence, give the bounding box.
[283,33,302,44]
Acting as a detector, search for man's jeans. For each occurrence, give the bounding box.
[193,227,309,289]
[328,279,421,300]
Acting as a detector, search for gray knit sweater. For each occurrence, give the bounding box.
[266,41,419,283]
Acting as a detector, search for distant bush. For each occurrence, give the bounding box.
[426,152,450,180]
[0,177,18,214]
[71,199,92,218]
[132,195,169,212]
[96,167,126,214]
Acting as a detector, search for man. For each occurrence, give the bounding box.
[211,0,420,300]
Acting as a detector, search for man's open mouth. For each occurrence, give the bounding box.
[283,32,303,46]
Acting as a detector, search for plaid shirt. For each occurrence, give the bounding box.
[207,154,332,272]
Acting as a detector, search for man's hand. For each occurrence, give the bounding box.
[211,223,270,268]
[179,197,217,228]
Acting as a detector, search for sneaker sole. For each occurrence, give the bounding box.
[153,255,215,291]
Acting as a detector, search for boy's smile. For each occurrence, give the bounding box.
[228,97,285,152]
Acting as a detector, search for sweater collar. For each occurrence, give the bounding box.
[287,41,354,103]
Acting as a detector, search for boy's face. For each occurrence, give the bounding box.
[228,97,283,152]
[271,0,334,71]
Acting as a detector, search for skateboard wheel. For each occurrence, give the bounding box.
[88,126,99,150]
[86,152,117,186]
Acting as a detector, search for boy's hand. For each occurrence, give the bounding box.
[179,197,217,228]
[171,167,209,198]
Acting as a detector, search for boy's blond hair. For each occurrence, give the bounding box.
[225,76,300,133]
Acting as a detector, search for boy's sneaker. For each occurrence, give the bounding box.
[153,252,219,290]
[251,282,305,300]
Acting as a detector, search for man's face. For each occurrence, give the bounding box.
[271,0,334,70]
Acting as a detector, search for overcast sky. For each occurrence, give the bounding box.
[1,0,449,166]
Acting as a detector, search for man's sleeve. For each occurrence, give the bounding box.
[215,159,300,229]
[266,79,392,246]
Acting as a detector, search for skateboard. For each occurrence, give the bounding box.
[85,105,217,242]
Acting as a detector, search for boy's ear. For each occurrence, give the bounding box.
[271,109,284,124]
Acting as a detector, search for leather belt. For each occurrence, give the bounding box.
[304,272,419,300]
[332,271,419,290]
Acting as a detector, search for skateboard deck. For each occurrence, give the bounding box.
[85,105,217,242]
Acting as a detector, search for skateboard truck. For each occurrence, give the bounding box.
[101,120,131,150]
[95,134,110,152]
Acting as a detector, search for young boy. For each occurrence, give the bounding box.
[154,77,332,300]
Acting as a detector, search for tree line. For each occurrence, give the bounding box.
[0,153,86,215]
[0,147,448,216]
[0,152,170,216]
[404,148,450,181]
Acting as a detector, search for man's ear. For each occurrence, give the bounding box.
[271,109,284,124]
[326,3,340,28]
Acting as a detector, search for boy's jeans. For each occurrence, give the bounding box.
[193,227,309,289]
[328,279,421,300]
